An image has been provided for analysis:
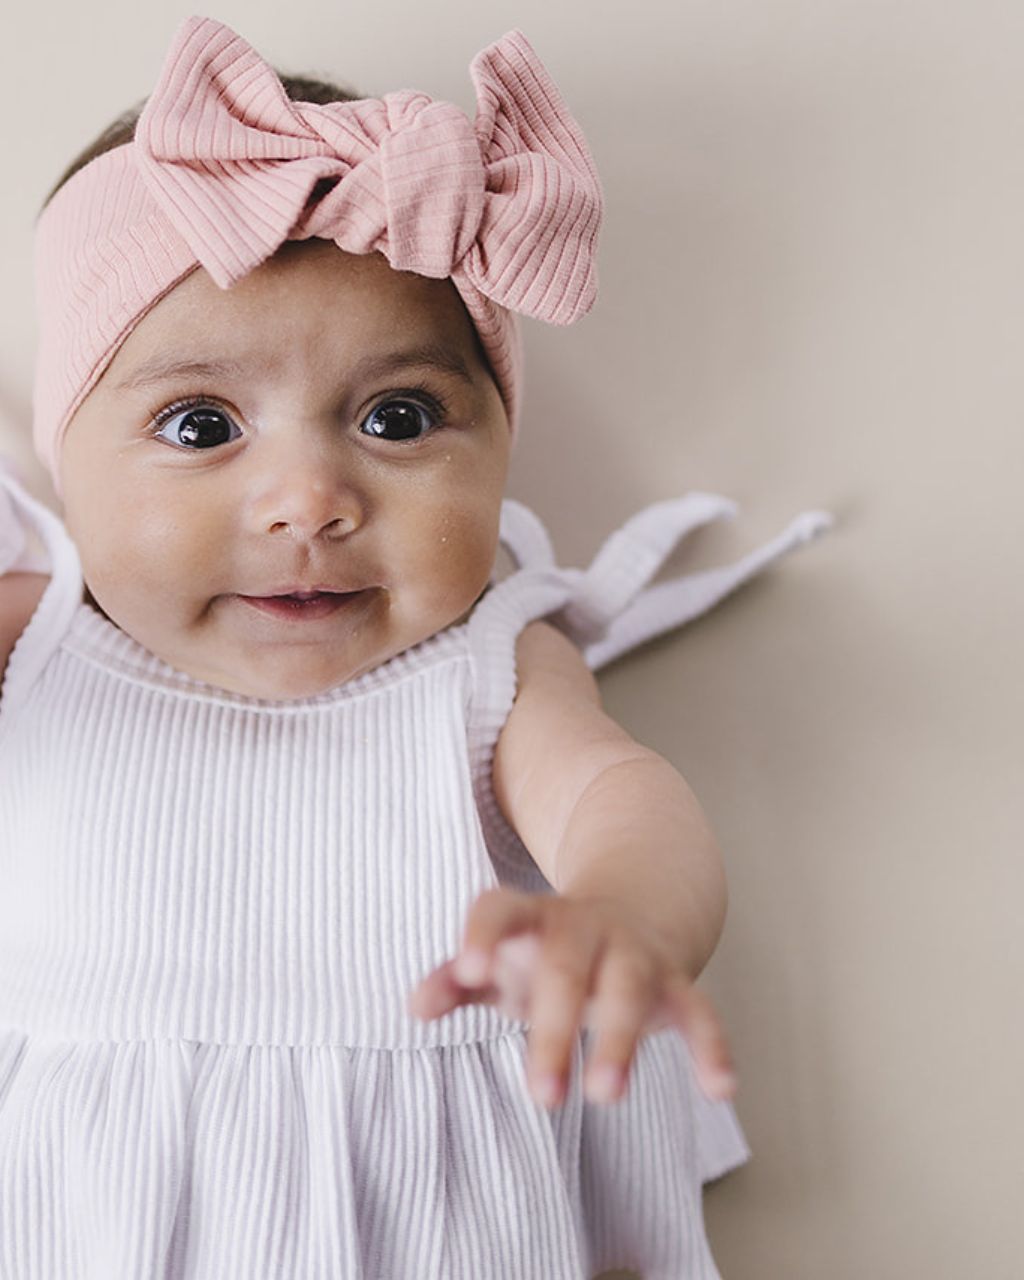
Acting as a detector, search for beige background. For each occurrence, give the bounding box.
[2,2,1021,1277]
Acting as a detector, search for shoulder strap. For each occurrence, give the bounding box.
[467,490,834,738]
[0,459,84,720]
[497,492,834,669]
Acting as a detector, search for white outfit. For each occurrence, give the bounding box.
[0,461,831,1279]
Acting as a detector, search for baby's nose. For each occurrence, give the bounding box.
[252,456,365,542]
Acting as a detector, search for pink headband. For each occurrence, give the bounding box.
[32,17,603,495]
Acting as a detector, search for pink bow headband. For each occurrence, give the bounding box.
[32,17,603,495]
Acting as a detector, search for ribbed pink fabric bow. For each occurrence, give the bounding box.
[134,18,602,324]
[32,17,604,490]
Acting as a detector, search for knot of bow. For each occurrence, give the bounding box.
[133,18,602,325]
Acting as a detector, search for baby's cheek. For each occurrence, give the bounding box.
[432,502,500,593]
[83,515,199,630]
[130,498,226,585]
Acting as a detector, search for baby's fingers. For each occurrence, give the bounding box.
[407,959,497,1020]
[526,929,602,1108]
[664,976,738,1100]
[583,948,661,1105]
[454,888,544,987]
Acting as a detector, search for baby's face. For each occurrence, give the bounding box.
[60,241,510,699]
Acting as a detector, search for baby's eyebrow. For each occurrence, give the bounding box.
[112,344,476,392]
[353,344,476,387]
[112,358,246,390]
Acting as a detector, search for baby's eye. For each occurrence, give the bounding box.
[360,397,441,442]
[152,403,241,450]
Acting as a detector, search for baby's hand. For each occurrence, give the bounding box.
[407,887,737,1109]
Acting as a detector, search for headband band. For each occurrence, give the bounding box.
[32,17,603,495]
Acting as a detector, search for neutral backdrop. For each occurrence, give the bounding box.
[2,3,1021,1278]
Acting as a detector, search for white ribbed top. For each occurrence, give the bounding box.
[0,599,521,1049]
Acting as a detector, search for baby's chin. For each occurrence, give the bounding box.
[80,581,492,701]
[179,632,393,702]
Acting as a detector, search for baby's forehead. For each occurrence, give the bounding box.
[168,243,467,324]
[106,245,483,382]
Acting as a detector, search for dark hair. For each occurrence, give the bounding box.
[41,72,362,211]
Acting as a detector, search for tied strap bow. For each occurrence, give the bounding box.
[133,17,602,324]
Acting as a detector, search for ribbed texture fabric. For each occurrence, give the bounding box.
[0,464,844,1278]
[32,19,604,491]
[0,612,509,1050]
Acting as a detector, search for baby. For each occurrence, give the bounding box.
[0,16,831,1279]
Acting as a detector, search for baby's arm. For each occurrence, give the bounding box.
[410,619,737,1108]
[0,461,52,688]
[493,620,728,984]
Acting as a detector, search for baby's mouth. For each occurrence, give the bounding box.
[236,589,371,621]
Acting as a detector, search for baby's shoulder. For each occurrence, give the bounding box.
[512,619,600,705]
[0,571,49,688]
[502,619,637,773]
